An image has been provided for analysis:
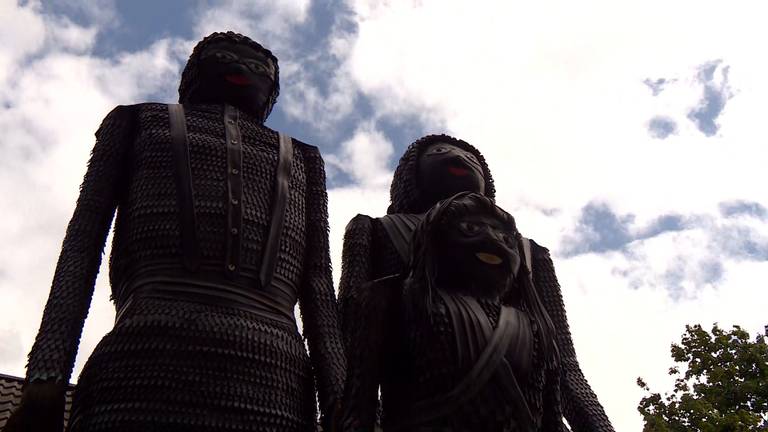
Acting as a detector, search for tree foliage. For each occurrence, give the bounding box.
[637,324,768,432]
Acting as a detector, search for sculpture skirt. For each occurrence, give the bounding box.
[66,296,316,432]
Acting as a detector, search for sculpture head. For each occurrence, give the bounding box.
[410,192,520,300]
[179,31,279,122]
[388,134,495,214]
[405,192,559,365]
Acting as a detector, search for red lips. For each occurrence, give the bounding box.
[448,166,470,176]
[225,74,252,85]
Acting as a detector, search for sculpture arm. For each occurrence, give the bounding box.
[26,105,134,385]
[530,241,615,432]
[337,214,374,347]
[337,216,384,431]
[540,365,569,432]
[341,278,397,432]
[297,147,346,426]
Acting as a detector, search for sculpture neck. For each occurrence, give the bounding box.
[183,82,270,124]
[196,102,266,125]
[434,273,503,301]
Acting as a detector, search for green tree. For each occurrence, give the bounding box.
[637,324,768,431]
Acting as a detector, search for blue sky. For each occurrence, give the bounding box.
[1,1,767,430]
[32,0,430,188]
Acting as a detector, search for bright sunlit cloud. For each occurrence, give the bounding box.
[1,1,766,430]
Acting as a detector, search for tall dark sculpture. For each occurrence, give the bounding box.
[6,31,344,432]
[338,135,614,431]
[343,192,565,431]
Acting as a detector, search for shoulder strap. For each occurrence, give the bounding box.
[521,236,533,274]
[168,104,200,271]
[520,237,561,365]
[521,236,534,279]
[379,213,422,264]
[260,132,294,289]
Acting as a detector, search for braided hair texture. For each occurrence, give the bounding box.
[388,134,496,214]
[404,192,558,366]
[178,31,281,122]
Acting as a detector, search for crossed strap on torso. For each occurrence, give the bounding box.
[393,293,535,431]
[378,213,538,431]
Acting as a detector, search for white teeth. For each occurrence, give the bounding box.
[476,252,502,265]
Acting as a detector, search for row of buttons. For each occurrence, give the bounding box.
[224,105,243,273]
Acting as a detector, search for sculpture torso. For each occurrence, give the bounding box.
[395,294,539,432]
[109,103,307,320]
[24,102,342,431]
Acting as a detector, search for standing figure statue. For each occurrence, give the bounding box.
[6,31,344,432]
[338,134,613,431]
[345,191,565,431]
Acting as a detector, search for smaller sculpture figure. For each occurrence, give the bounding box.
[342,192,565,431]
[339,134,614,431]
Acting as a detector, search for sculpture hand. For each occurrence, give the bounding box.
[3,380,66,432]
[321,399,343,432]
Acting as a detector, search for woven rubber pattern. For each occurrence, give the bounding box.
[27,105,135,384]
[391,294,562,431]
[530,241,615,431]
[0,374,75,430]
[339,217,565,431]
[337,214,373,350]
[296,146,346,421]
[69,297,315,431]
[338,216,407,426]
[24,103,345,430]
[338,216,405,342]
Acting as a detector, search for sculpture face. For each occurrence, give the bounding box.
[434,211,520,299]
[188,40,276,118]
[389,134,495,214]
[417,142,486,209]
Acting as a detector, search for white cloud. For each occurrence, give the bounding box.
[42,15,99,53]
[1,1,767,430]
[44,0,119,28]
[192,0,311,53]
[0,0,348,383]
[332,0,768,429]
[0,2,185,378]
[556,247,767,430]
[0,328,23,368]
[343,0,768,216]
[0,1,47,86]
[325,122,394,187]
[328,185,390,283]
[279,58,359,133]
[189,0,362,133]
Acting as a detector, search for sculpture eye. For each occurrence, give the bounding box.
[247,61,275,79]
[433,146,448,153]
[244,59,267,73]
[502,234,516,248]
[459,221,480,235]
[214,51,238,62]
